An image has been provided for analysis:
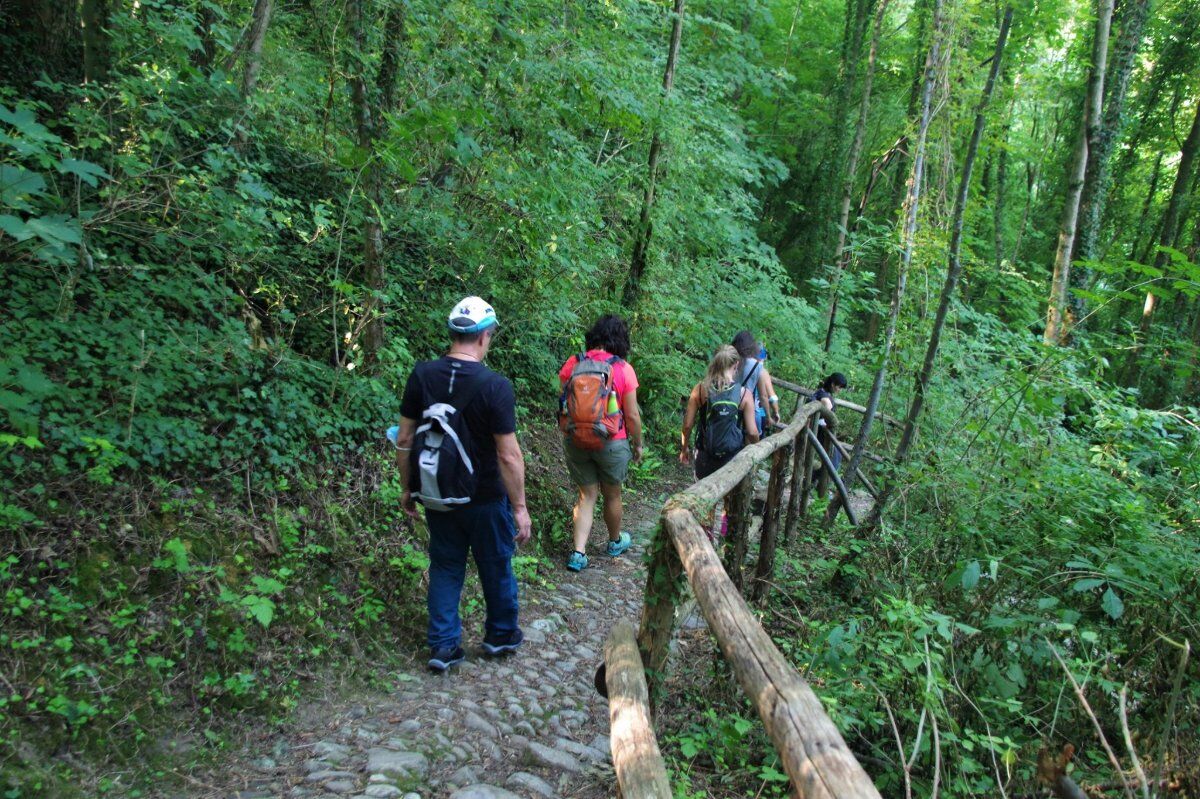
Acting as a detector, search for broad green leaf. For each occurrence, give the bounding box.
[58,158,111,187]
[25,214,82,245]
[1101,588,1124,620]
[962,560,981,590]
[0,164,46,204]
[0,214,32,241]
[243,595,275,628]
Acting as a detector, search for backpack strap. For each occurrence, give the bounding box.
[739,359,761,390]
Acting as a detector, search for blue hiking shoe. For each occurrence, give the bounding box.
[566,551,588,572]
[482,628,524,656]
[428,645,465,672]
[606,531,633,557]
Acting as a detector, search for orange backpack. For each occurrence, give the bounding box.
[559,353,623,450]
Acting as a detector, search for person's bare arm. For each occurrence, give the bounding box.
[679,384,701,464]
[623,389,644,462]
[397,417,419,518]
[757,369,779,424]
[495,432,532,544]
[741,388,761,444]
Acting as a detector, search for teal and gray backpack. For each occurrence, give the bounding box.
[699,383,745,459]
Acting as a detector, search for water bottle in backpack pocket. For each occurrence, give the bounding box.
[699,384,745,460]
[559,353,623,450]
[410,372,488,511]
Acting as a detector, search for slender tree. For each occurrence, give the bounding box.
[823,0,892,352]
[1045,0,1115,345]
[830,0,945,523]
[1071,0,1151,319]
[623,0,686,307]
[241,0,275,97]
[1122,97,1200,381]
[860,7,1013,527]
[866,0,927,341]
[347,0,406,364]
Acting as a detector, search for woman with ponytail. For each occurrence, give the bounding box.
[680,345,760,478]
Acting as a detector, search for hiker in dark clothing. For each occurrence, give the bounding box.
[813,372,848,474]
[395,296,532,672]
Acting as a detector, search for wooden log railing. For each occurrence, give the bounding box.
[601,386,883,798]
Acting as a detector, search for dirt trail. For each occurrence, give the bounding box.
[164,501,665,799]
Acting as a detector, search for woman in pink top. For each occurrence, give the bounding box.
[557,315,643,572]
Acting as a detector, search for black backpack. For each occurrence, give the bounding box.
[408,366,489,512]
[699,383,746,459]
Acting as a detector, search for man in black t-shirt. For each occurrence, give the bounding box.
[394,296,532,672]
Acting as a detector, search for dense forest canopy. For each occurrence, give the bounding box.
[1,0,1197,796]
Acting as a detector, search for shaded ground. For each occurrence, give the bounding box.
[159,492,669,799]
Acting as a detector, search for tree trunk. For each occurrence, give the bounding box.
[993,90,1015,272]
[1072,0,1150,315]
[80,0,112,83]
[1123,97,1200,382]
[866,0,926,342]
[860,7,1013,527]
[623,0,686,307]
[240,0,274,96]
[829,0,945,523]
[1044,0,1114,346]
[347,1,406,365]
[823,0,892,352]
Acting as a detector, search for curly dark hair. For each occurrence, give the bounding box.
[584,314,631,358]
[731,330,759,358]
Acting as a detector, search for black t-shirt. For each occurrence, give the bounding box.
[400,356,517,502]
[812,388,832,431]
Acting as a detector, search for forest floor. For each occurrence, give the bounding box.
[155,490,672,799]
[149,464,870,799]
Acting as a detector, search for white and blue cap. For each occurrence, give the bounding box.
[448,296,498,334]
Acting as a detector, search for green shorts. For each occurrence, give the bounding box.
[564,438,632,487]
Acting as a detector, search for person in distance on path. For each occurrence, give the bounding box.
[394,296,532,673]
[558,315,643,572]
[813,372,848,475]
[731,331,780,435]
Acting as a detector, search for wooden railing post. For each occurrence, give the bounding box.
[605,620,673,798]
[751,446,789,604]
[722,473,753,592]
[636,518,684,706]
[783,425,807,545]
[798,416,818,518]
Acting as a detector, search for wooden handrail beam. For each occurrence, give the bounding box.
[772,378,903,430]
[605,620,672,799]
[661,506,882,798]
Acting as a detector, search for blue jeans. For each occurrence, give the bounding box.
[424,498,520,650]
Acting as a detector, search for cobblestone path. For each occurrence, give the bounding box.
[172,519,656,799]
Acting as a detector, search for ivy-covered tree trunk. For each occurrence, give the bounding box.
[1071,0,1150,318]
[624,0,686,308]
[862,6,1013,527]
[823,0,891,352]
[1045,0,1114,345]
